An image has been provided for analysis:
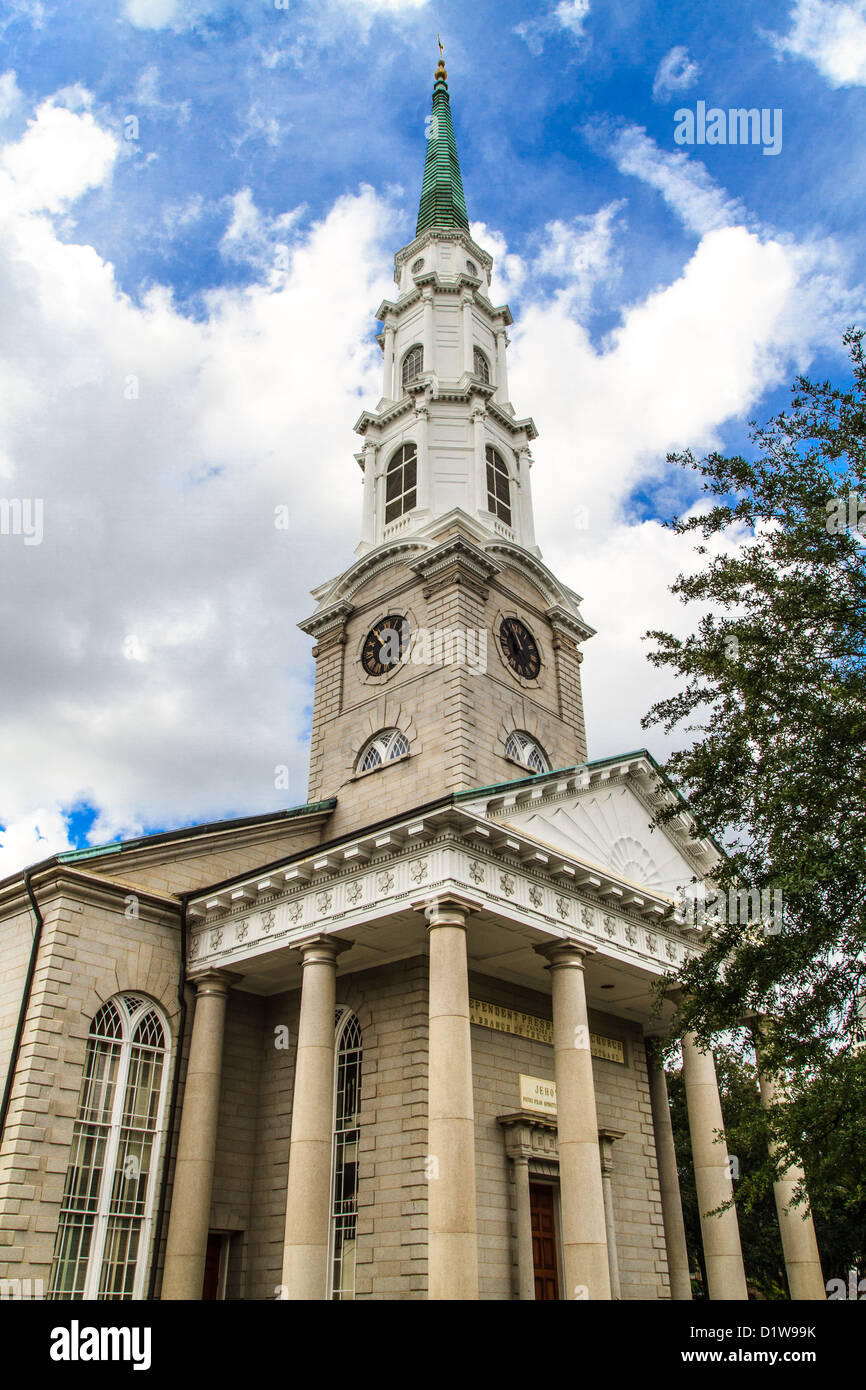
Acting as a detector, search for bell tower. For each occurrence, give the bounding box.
[301,55,595,836]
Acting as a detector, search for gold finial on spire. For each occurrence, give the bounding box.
[435,33,447,81]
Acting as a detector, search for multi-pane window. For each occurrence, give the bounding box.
[505,730,549,775]
[357,728,410,773]
[473,347,490,383]
[486,445,512,525]
[401,345,424,392]
[385,442,418,524]
[330,1010,362,1300]
[48,995,169,1301]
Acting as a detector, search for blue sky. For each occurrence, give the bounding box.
[1,0,864,870]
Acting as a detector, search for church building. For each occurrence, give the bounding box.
[0,58,825,1302]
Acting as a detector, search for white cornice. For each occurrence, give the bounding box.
[185,807,701,981]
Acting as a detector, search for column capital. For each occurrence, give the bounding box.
[415,890,483,929]
[534,939,596,972]
[188,969,234,998]
[290,933,353,968]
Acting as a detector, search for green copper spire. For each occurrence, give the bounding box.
[416,50,469,235]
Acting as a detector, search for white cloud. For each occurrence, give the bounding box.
[494,130,861,761]
[0,98,117,214]
[0,808,73,879]
[532,202,624,311]
[516,0,590,55]
[652,45,701,102]
[470,220,526,303]
[0,90,397,871]
[555,0,591,39]
[124,0,187,28]
[0,1,46,34]
[605,123,745,236]
[219,188,306,274]
[772,0,866,86]
[0,91,861,876]
[0,70,23,122]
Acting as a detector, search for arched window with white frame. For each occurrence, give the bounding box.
[356,727,410,774]
[330,1008,363,1300]
[48,994,170,1301]
[385,442,418,525]
[486,445,512,526]
[505,730,549,775]
[473,347,491,383]
[401,344,424,392]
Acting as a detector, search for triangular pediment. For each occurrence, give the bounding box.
[462,755,716,900]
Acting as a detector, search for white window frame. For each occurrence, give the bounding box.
[401,344,424,392]
[328,1008,363,1301]
[48,994,171,1302]
[356,728,410,775]
[505,729,549,775]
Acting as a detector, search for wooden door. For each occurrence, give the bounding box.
[202,1233,222,1300]
[530,1183,559,1300]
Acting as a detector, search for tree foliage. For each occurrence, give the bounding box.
[643,330,866,1267]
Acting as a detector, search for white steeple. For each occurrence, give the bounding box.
[353,61,540,557]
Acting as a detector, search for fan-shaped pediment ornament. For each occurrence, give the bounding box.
[608,835,662,890]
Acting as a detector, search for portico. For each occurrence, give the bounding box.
[158,755,754,1300]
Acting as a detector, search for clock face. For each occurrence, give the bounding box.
[498,617,541,680]
[361,614,410,676]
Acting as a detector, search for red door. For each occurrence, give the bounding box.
[530,1184,560,1300]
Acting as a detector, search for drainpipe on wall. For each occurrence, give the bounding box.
[0,868,45,1151]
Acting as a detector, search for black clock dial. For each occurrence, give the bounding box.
[361,614,410,676]
[498,617,541,680]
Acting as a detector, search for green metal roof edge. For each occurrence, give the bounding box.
[56,799,337,864]
[455,749,657,802]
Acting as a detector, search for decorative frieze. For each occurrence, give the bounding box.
[185,831,697,976]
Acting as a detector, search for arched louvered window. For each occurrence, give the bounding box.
[385,442,417,525]
[486,445,512,525]
[505,730,549,775]
[330,1009,362,1300]
[473,347,491,383]
[48,995,170,1300]
[357,728,410,774]
[401,345,424,392]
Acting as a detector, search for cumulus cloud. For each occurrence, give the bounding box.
[0,96,118,214]
[497,130,861,764]
[772,0,866,86]
[0,809,73,880]
[0,89,396,871]
[652,45,701,101]
[0,87,861,876]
